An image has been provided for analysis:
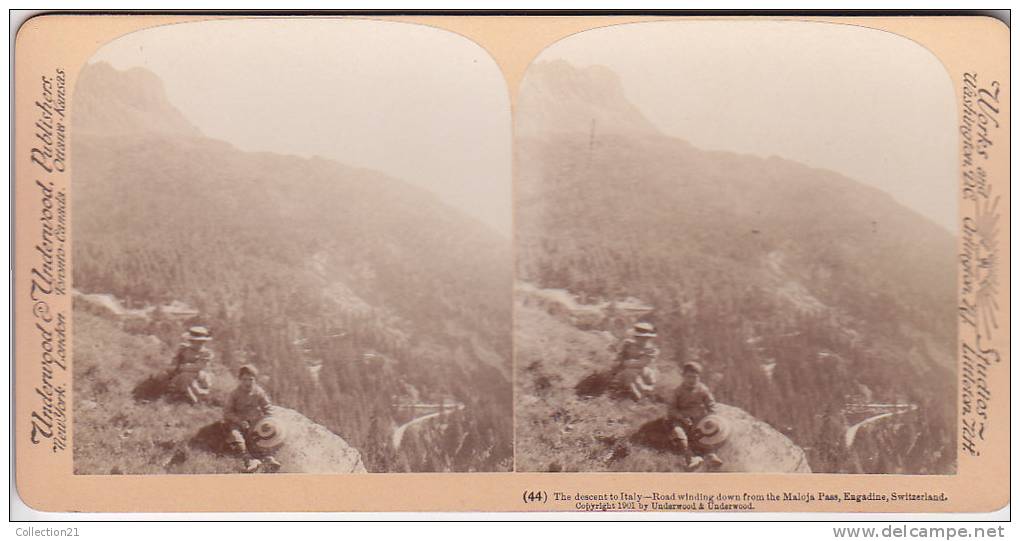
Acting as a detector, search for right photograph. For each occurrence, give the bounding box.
[514,21,958,474]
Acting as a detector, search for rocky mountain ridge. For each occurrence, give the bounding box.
[74,62,202,138]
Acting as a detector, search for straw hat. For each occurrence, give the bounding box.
[182,326,212,341]
[632,322,657,338]
[696,414,731,449]
[251,417,286,450]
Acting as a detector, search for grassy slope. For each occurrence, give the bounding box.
[73,307,243,474]
[515,302,814,473]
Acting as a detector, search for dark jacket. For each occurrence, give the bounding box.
[669,381,716,421]
[225,384,272,426]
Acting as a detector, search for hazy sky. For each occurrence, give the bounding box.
[90,18,512,235]
[537,21,958,232]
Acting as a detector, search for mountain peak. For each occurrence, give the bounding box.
[73,61,201,138]
[517,60,659,138]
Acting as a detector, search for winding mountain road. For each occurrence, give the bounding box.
[391,403,465,449]
[844,404,918,447]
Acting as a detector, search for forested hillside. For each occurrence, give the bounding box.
[515,60,956,474]
[72,62,512,472]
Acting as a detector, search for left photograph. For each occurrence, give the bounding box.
[71,19,513,474]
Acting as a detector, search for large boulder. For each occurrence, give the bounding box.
[708,404,811,473]
[627,403,811,473]
[266,407,367,473]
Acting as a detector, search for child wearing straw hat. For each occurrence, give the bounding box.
[613,322,660,401]
[168,326,215,405]
[224,364,282,473]
[668,361,724,471]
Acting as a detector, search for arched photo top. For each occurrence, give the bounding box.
[83,18,512,236]
[519,20,957,233]
[513,19,959,476]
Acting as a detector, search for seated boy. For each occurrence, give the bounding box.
[613,322,659,401]
[224,364,281,473]
[668,361,724,471]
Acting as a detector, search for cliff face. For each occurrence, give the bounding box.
[516,60,659,138]
[73,62,202,138]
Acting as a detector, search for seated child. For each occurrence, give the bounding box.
[613,322,659,401]
[168,326,215,404]
[224,364,281,473]
[668,361,724,471]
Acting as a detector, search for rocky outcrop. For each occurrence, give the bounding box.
[73,62,202,138]
[517,59,660,138]
[267,407,367,473]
